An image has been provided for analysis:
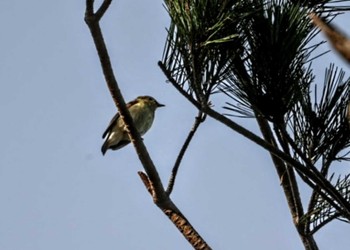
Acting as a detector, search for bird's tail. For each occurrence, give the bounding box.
[101,140,109,155]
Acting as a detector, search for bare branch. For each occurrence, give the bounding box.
[95,0,113,21]
[162,202,212,250]
[85,2,212,249]
[85,1,166,202]
[86,0,94,16]
[166,111,205,195]
[138,171,153,195]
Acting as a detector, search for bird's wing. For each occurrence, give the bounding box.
[102,113,120,139]
[102,100,138,139]
[109,140,131,151]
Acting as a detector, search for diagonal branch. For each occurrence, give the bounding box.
[85,1,212,249]
[310,212,342,235]
[158,61,201,109]
[159,62,350,218]
[166,111,205,195]
[85,0,166,202]
[95,0,113,21]
[277,127,346,217]
[310,13,350,63]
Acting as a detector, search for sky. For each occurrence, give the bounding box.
[0,1,349,250]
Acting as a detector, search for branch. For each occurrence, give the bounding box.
[158,61,201,109]
[276,126,347,222]
[85,2,212,249]
[310,13,350,63]
[138,171,153,195]
[203,106,350,218]
[255,117,323,250]
[86,0,94,16]
[160,61,350,216]
[310,212,341,234]
[85,0,166,202]
[95,0,112,21]
[138,170,211,249]
[85,0,112,21]
[262,120,305,228]
[160,62,350,218]
[166,111,205,195]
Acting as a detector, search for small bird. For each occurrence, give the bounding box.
[101,96,165,155]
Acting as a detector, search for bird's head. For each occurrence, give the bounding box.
[136,96,165,110]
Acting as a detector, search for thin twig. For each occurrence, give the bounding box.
[95,0,113,21]
[166,111,205,195]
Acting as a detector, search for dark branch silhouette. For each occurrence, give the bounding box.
[166,111,205,195]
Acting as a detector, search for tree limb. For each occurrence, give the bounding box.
[85,0,166,202]
[160,62,350,219]
[85,2,212,249]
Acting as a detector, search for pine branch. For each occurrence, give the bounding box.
[160,1,350,248]
[308,174,350,232]
[161,58,350,220]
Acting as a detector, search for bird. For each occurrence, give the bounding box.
[101,96,165,155]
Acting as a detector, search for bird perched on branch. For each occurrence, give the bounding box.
[101,96,165,155]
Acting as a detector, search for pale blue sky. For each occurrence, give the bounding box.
[1,1,349,249]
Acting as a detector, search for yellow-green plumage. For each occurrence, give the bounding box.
[101,96,164,155]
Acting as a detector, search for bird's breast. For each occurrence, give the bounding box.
[135,111,154,135]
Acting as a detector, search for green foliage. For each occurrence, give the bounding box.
[161,0,350,235]
[291,65,350,166]
[306,174,350,233]
[222,0,316,123]
[162,0,253,103]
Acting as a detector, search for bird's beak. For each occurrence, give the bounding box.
[157,102,165,108]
